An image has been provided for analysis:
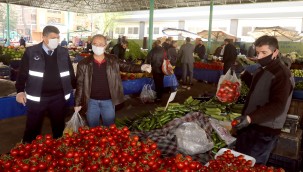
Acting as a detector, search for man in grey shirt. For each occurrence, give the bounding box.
[178,37,195,89]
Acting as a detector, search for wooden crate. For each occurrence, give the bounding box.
[288,99,303,127]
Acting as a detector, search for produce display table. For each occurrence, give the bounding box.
[0,96,27,120]
[174,67,223,83]
[123,77,152,95]
[123,75,178,95]
[0,75,179,119]
[193,69,223,83]
[133,112,213,164]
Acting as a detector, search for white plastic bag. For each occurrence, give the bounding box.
[175,122,214,155]
[140,84,156,103]
[63,110,85,135]
[209,118,236,146]
[216,69,241,103]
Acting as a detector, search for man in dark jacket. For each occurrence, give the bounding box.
[222,39,237,74]
[111,40,128,61]
[167,40,178,66]
[234,35,294,164]
[60,38,68,47]
[162,38,172,51]
[194,39,206,60]
[247,43,257,61]
[19,36,26,47]
[74,35,151,127]
[15,25,76,143]
[146,40,165,101]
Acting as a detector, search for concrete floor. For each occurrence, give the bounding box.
[0,80,217,154]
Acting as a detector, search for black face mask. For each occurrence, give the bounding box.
[257,53,273,67]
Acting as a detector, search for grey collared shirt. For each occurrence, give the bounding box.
[42,43,53,56]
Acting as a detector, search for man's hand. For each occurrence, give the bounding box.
[141,64,152,73]
[234,115,251,130]
[74,106,82,112]
[16,92,27,106]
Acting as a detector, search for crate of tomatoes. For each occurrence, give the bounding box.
[205,148,285,172]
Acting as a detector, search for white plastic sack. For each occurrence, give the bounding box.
[175,122,214,155]
[0,79,16,97]
[216,69,241,103]
[63,110,85,135]
[209,118,236,146]
[140,84,156,103]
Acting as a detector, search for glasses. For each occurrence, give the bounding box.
[92,43,106,47]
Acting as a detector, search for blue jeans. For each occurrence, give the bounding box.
[87,99,115,127]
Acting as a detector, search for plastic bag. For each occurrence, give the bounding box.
[175,122,214,155]
[209,118,236,146]
[140,84,156,103]
[170,74,179,87]
[63,110,85,135]
[162,51,174,75]
[216,69,241,103]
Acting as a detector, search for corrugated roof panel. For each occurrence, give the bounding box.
[0,0,301,13]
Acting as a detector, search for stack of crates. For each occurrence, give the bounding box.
[268,130,302,172]
[267,99,303,172]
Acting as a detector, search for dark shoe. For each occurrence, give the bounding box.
[189,83,194,86]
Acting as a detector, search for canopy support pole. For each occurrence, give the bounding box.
[207,0,214,55]
[67,11,70,43]
[148,0,154,51]
[5,3,10,46]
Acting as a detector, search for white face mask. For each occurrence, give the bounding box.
[48,38,59,50]
[92,45,105,55]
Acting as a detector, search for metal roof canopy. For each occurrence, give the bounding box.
[0,0,301,14]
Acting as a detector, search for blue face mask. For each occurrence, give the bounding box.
[257,53,273,67]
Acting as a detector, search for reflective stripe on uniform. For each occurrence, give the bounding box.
[60,71,70,77]
[65,93,71,100]
[29,70,44,77]
[26,94,41,102]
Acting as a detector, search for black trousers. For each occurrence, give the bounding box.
[23,93,67,143]
[152,72,164,99]
[235,126,278,165]
[223,62,234,74]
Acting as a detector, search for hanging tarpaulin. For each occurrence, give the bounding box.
[248,26,302,41]
[162,28,203,40]
[198,29,237,42]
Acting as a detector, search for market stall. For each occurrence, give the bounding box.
[174,61,224,83]
[0,96,287,171]
[0,74,178,119]
[122,74,178,95]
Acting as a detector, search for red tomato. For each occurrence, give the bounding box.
[176,161,185,170]
[231,120,239,127]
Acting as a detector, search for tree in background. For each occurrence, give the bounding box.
[92,12,123,37]
[0,3,18,39]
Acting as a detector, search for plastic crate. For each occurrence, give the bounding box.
[294,77,303,83]
[293,90,303,100]
[0,66,10,79]
[267,153,302,172]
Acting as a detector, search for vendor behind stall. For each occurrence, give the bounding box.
[234,35,294,164]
